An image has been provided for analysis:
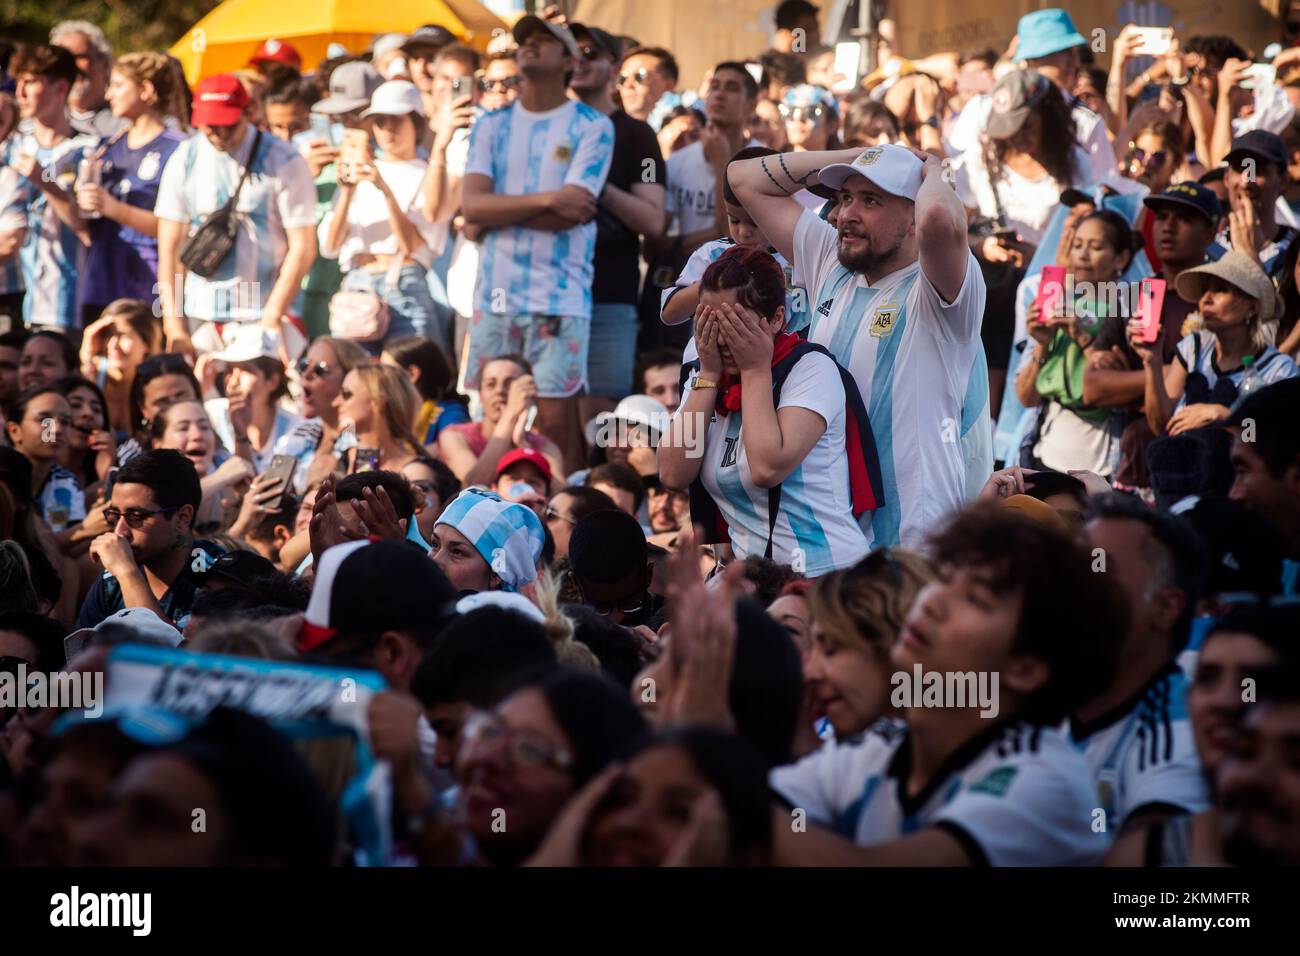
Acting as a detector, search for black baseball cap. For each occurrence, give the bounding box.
[1224,129,1288,170]
[191,550,279,593]
[402,24,456,55]
[1143,181,1222,225]
[570,23,621,61]
[300,539,458,653]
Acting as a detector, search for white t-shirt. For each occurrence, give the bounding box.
[1067,665,1209,832]
[318,157,440,271]
[664,138,762,238]
[678,349,872,576]
[465,100,614,319]
[771,720,1107,865]
[155,126,317,322]
[794,209,988,549]
[955,145,1092,246]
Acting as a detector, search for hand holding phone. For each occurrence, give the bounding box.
[339,128,370,184]
[353,447,381,474]
[1133,277,1166,344]
[1131,27,1173,57]
[260,454,299,510]
[1035,266,1068,324]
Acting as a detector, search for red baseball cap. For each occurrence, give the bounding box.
[495,447,553,483]
[191,74,250,127]
[250,38,302,70]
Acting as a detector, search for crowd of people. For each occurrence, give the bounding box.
[1,2,1299,868]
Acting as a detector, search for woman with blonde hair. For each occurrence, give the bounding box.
[75,52,188,320]
[1132,251,1299,437]
[332,363,426,473]
[799,548,936,740]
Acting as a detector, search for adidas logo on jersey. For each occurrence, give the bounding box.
[817,298,833,316]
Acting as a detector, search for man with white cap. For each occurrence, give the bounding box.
[730,142,990,548]
[371,34,410,80]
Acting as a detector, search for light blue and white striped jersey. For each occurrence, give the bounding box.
[466,100,614,320]
[36,464,87,531]
[1067,665,1209,833]
[154,126,317,322]
[0,165,30,295]
[1174,332,1299,412]
[794,209,988,549]
[661,237,809,334]
[2,131,96,328]
[770,721,1106,865]
[680,349,872,575]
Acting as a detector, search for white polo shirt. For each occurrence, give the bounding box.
[794,209,988,549]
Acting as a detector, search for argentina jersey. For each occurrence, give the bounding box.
[793,209,985,549]
[154,128,316,322]
[662,238,810,334]
[681,346,872,575]
[466,100,614,320]
[772,721,1105,865]
[0,166,30,295]
[5,131,95,328]
[1067,664,1209,834]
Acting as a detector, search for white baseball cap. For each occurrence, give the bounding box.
[584,394,670,447]
[360,80,424,118]
[210,324,281,364]
[370,33,408,60]
[818,144,925,201]
[64,607,184,663]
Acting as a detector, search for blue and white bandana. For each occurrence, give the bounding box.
[436,489,545,591]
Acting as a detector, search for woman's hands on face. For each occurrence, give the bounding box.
[695,305,724,380]
[714,301,774,374]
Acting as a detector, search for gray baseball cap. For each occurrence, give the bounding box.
[985,69,1052,141]
[314,61,383,115]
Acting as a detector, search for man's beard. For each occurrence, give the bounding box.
[836,228,906,277]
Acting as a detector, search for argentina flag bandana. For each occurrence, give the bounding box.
[436,489,545,591]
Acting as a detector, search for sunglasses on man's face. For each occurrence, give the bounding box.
[577,44,604,63]
[618,68,651,88]
[479,76,521,94]
[102,506,179,529]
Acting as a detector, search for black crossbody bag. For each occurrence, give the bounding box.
[179,129,262,278]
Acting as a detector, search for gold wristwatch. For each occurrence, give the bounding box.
[693,376,720,390]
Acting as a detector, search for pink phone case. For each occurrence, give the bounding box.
[1036,266,1067,322]
[1135,278,1166,343]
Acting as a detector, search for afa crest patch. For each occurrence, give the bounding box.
[856,147,884,167]
[870,300,900,337]
[969,766,1018,798]
[553,143,573,162]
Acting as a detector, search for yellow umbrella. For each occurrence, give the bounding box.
[170,0,510,84]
